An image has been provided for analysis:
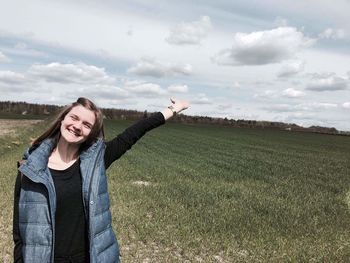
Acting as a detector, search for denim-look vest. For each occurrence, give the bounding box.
[18,138,120,263]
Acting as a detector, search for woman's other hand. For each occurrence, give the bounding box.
[161,98,190,120]
[170,97,189,114]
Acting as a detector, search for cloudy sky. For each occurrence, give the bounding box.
[0,0,349,130]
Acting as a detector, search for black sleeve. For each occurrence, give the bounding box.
[104,112,165,169]
[13,169,23,263]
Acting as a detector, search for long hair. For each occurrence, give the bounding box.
[32,97,104,151]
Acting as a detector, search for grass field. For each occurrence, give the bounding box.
[1,117,350,262]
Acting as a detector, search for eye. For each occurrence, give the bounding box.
[84,123,92,129]
[71,115,78,120]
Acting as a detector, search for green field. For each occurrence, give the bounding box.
[1,117,350,262]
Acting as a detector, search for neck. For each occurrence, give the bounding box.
[54,137,80,163]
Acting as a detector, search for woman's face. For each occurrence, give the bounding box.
[60,105,96,145]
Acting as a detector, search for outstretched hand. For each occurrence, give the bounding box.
[170,97,190,114]
[161,97,190,120]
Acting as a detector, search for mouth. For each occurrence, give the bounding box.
[68,128,80,137]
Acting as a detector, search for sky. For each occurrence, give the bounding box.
[0,0,349,131]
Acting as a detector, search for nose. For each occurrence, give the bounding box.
[73,122,82,131]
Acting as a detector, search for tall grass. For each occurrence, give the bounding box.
[1,118,350,262]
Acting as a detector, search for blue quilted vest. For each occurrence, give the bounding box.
[18,138,120,263]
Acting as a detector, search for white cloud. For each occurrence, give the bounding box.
[123,80,166,96]
[309,102,337,109]
[28,62,115,85]
[0,70,26,85]
[318,28,346,40]
[282,88,305,98]
[191,93,212,105]
[79,85,130,100]
[306,73,348,92]
[0,40,48,59]
[212,27,315,66]
[12,42,48,58]
[264,104,297,112]
[0,70,33,93]
[233,81,241,88]
[0,51,10,62]
[255,88,305,100]
[166,16,212,45]
[167,84,188,93]
[277,60,304,78]
[127,57,192,78]
[221,81,242,91]
[342,102,350,109]
[253,89,278,99]
[217,103,232,111]
[283,112,316,122]
[264,102,337,113]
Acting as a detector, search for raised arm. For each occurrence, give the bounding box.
[104,98,189,169]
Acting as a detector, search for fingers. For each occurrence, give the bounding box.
[169,97,190,111]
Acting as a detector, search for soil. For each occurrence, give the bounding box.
[0,119,43,137]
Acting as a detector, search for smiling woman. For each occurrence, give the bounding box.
[13,97,189,263]
[61,106,95,143]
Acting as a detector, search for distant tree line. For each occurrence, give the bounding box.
[0,101,348,135]
[170,115,345,135]
[0,101,58,116]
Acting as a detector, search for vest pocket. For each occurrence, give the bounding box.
[19,202,51,224]
[19,223,52,246]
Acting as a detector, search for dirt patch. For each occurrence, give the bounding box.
[132,181,152,186]
[0,119,43,137]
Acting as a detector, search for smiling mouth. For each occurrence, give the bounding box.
[68,128,80,137]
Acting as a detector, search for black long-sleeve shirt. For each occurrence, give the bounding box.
[13,112,165,262]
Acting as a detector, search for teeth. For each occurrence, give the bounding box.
[68,129,79,136]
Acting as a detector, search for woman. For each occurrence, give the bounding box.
[13,97,189,263]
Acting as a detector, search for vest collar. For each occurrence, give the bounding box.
[24,138,56,174]
[21,137,104,175]
[80,138,104,161]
